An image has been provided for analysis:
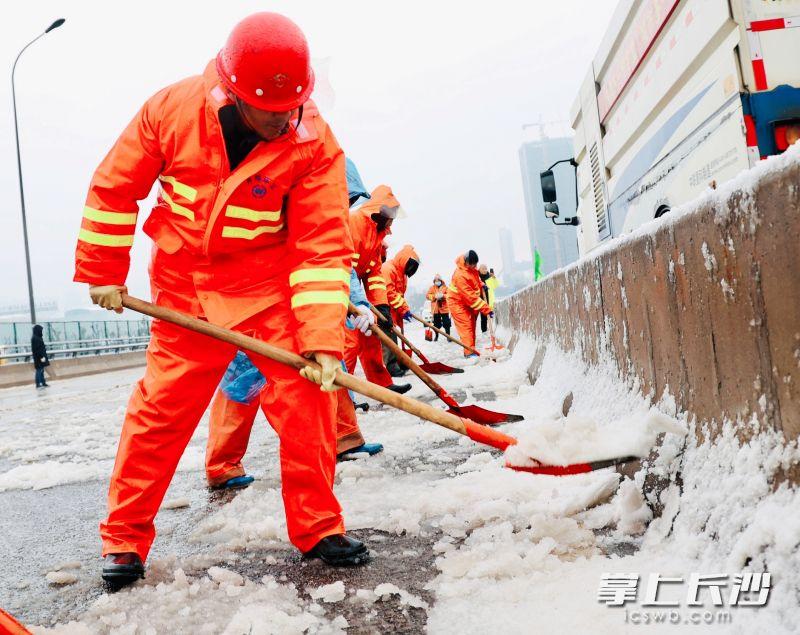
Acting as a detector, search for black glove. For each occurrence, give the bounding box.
[375,304,394,336]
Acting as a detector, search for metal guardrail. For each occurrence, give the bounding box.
[0,337,150,364]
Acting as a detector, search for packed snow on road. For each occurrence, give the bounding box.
[1,323,798,634]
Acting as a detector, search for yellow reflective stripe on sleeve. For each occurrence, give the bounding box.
[222,224,285,240]
[289,268,350,287]
[160,188,195,221]
[78,228,134,247]
[291,290,349,309]
[470,299,483,309]
[158,175,197,202]
[448,285,458,293]
[351,253,360,259]
[225,205,281,222]
[390,297,405,308]
[368,284,387,291]
[82,206,137,225]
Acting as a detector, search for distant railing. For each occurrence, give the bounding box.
[0,319,151,365]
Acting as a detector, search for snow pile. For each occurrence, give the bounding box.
[505,407,687,467]
[308,581,346,603]
[35,568,347,635]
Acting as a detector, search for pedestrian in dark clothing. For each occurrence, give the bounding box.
[31,324,50,388]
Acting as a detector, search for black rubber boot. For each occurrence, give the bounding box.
[102,552,145,586]
[387,383,412,395]
[304,534,369,566]
[387,362,407,377]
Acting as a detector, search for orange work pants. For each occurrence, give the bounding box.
[205,382,364,486]
[100,303,343,560]
[343,327,392,387]
[449,299,478,356]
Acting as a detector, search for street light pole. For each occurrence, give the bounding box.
[11,18,66,325]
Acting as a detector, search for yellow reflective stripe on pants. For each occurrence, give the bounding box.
[222,224,285,239]
[289,268,350,286]
[161,188,195,221]
[291,290,349,309]
[158,175,197,202]
[225,205,281,222]
[78,228,134,247]
[82,206,137,225]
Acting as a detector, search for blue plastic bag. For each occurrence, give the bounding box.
[220,351,266,404]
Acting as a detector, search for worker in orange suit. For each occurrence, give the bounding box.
[344,186,412,390]
[448,250,492,357]
[381,244,420,374]
[75,13,369,586]
[204,158,382,490]
[426,274,451,340]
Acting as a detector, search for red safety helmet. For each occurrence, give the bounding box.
[216,12,315,112]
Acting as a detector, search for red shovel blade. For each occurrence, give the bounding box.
[419,362,464,375]
[506,455,639,476]
[447,404,524,425]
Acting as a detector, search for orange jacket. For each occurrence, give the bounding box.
[382,244,419,315]
[448,255,491,315]
[348,185,399,307]
[75,61,352,356]
[426,279,449,314]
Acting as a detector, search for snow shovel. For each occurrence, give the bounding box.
[350,304,523,425]
[367,305,463,375]
[121,295,638,476]
[485,314,504,353]
[408,312,482,357]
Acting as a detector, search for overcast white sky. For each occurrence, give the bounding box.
[0,0,617,311]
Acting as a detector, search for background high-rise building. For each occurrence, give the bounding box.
[518,125,579,277]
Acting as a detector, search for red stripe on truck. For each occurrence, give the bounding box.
[749,18,786,32]
[752,59,768,91]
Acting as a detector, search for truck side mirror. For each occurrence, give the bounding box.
[544,202,560,219]
[540,169,557,203]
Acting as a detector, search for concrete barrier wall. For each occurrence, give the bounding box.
[0,351,146,389]
[497,156,800,442]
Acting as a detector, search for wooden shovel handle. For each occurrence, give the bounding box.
[122,294,516,451]
[349,303,452,403]
[409,311,481,356]
[368,303,429,362]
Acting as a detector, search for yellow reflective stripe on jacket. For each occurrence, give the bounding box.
[222,224,285,240]
[470,298,484,309]
[369,283,387,291]
[289,268,350,287]
[448,285,458,293]
[225,205,282,222]
[367,276,385,284]
[158,175,197,202]
[78,228,134,247]
[161,188,195,221]
[390,296,405,308]
[82,206,137,226]
[291,290,349,309]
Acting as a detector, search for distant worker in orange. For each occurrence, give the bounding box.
[75,13,369,585]
[345,186,412,391]
[448,250,492,357]
[425,274,451,340]
[381,244,420,375]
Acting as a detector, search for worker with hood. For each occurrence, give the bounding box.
[76,13,368,585]
[343,185,412,393]
[381,244,419,375]
[425,274,451,340]
[448,250,492,357]
[204,158,384,490]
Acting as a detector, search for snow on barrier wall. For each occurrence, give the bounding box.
[497,146,800,450]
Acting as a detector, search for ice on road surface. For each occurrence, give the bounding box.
[0,322,797,633]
